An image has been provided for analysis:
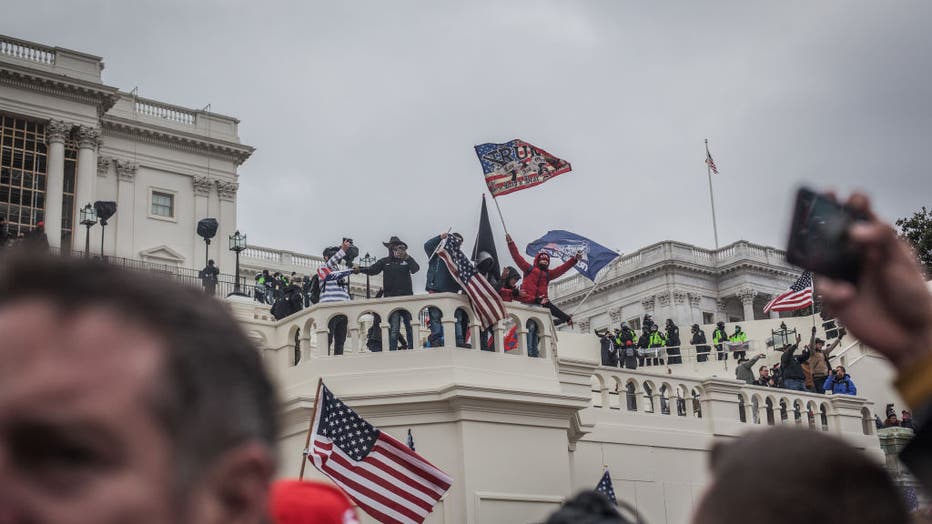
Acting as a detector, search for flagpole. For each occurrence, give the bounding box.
[490,194,510,236]
[299,378,324,480]
[571,270,606,317]
[705,139,720,250]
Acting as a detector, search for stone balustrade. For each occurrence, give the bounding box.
[589,366,877,441]
[134,96,196,125]
[236,293,559,370]
[0,35,55,65]
[241,244,326,271]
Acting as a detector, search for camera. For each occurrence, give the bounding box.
[785,187,868,284]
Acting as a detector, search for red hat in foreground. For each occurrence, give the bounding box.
[269,479,359,524]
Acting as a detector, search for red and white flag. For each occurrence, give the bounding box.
[705,143,719,174]
[307,382,453,524]
[763,271,814,313]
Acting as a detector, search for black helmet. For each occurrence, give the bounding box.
[717,321,725,328]
[476,251,496,273]
[691,323,700,331]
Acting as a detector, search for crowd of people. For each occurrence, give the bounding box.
[248,232,584,355]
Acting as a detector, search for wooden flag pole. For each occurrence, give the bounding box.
[299,378,325,480]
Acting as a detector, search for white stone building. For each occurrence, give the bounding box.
[0,34,253,272]
[548,239,805,333]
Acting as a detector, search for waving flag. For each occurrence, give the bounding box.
[436,235,508,329]
[307,383,453,524]
[318,266,354,283]
[474,139,572,197]
[763,271,814,313]
[705,142,719,174]
[526,230,619,281]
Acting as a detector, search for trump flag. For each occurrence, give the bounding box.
[474,140,572,197]
[526,230,619,282]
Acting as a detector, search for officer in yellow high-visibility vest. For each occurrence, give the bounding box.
[729,325,748,360]
[712,321,729,361]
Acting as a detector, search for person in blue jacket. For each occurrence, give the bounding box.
[823,366,858,395]
[423,232,467,347]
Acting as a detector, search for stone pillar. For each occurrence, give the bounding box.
[192,176,213,268]
[716,299,728,323]
[738,288,758,322]
[73,127,100,249]
[687,293,702,324]
[640,295,656,325]
[217,180,239,274]
[44,120,70,249]
[114,160,138,259]
[672,289,687,326]
[657,292,673,324]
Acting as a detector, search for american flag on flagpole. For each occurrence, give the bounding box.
[436,235,508,330]
[763,271,814,313]
[705,143,719,174]
[307,382,453,524]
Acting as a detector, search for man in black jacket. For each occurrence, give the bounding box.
[780,334,808,391]
[358,236,420,350]
[665,319,681,364]
[691,324,711,362]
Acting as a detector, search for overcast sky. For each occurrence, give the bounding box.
[5,1,931,269]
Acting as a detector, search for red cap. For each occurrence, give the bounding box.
[269,480,359,524]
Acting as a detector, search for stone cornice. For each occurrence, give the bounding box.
[114,159,138,182]
[0,61,119,115]
[101,115,255,165]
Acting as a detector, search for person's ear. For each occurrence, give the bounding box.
[187,442,276,524]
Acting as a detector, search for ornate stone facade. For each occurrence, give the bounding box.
[216,180,238,201]
[641,295,656,313]
[97,155,112,177]
[46,119,70,143]
[192,176,213,197]
[114,159,138,182]
[75,125,101,149]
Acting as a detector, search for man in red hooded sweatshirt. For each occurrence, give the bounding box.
[506,233,581,326]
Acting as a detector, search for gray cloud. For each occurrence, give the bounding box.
[5,1,931,275]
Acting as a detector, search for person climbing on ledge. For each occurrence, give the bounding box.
[505,233,581,326]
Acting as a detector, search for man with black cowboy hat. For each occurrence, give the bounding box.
[358,236,420,350]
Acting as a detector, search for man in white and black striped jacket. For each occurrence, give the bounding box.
[318,239,353,354]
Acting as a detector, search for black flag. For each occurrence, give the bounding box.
[472,194,500,287]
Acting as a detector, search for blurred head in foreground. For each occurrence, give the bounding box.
[0,252,278,524]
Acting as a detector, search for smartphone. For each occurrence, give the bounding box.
[785,187,867,284]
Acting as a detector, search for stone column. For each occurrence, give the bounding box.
[657,292,673,324]
[716,299,728,323]
[217,180,239,274]
[114,160,138,259]
[44,120,70,249]
[672,289,687,326]
[73,126,100,248]
[738,288,758,322]
[687,293,702,324]
[192,176,213,268]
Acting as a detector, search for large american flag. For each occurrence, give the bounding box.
[436,235,508,329]
[307,383,453,524]
[763,271,814,313]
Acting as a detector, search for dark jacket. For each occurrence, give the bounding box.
[359,255,420,297]
[823,374,857,395]
[692,329,710,353]
[199,263,219,284]
[600,335,619,367]
[780,344,809,381]
[506,239,577,303]
[666,324,681,347]
[424,235,461,293]
[616,328,639,369]
[736,355,765,384]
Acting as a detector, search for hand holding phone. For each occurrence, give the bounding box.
[785,187,868,283]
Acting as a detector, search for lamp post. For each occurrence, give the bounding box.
[229,230,247,296]
[79,204,97,258]
[93,201,117,260]
[360,252,376,298]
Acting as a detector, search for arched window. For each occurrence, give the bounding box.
[780,399,789,423]
[643,383,655,413]
[765,398,775,426]
[738,395,747,423]
[820,404,829,431]
[293,328,301,365]
[626,382,638,411]
[691,389,702,418]
[660,385,671,415]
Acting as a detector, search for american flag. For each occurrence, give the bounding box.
[763,271,814,313]
[307,383,453,524]
[436,235,508,330]
[705,144,719,174]
[318,266,354,282]
[595,470,617,505]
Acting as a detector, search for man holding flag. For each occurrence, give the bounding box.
[506,233,580,325]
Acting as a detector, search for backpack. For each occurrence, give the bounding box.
[308,274,321,304]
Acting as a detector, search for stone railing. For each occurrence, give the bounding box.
[237,293,559,370]
[134,96,196,125]
[589,367,876,439]
[242,245,285,264]
[0,35,55,65]
[551,240,794,298]
[241,245,328,274]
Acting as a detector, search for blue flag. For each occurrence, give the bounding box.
[526,230,619,281]
[596,470,617,505]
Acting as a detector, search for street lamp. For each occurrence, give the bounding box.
[79,203,97,258]
[360,252,377,299]
[93,201,117,259]
[228,230,247,296]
